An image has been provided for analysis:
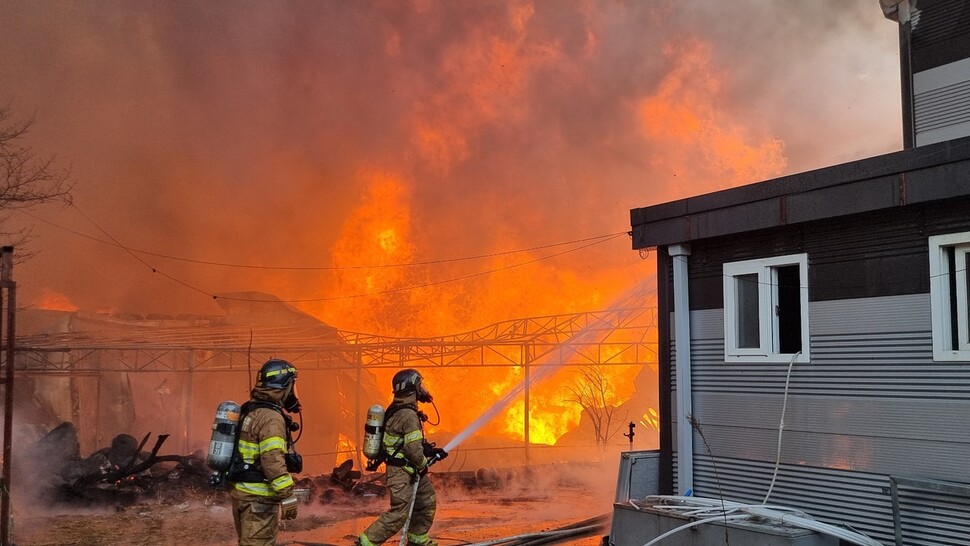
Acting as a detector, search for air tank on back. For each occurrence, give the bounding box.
[362,404,386,462]
[206,400,242,471]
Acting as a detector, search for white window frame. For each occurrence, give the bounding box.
[928,232,970,361]
[723,253,810,363]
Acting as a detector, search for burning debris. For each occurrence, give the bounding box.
[298,460,529,507]
[25,422,211,505]
[17,423,617,546]
[327,459,385,498]
[23,422,536,510]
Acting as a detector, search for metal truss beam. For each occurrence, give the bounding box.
[14,307,658,374]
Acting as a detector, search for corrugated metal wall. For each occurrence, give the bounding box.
[914,58,970,146]
[657,196,970,544]
[668,296,970,545]
[910,0,970,146]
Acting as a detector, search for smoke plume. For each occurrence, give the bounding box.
[0,0,900,334]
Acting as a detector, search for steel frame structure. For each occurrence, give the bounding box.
[13,303,658,468]
[15,306,658,374]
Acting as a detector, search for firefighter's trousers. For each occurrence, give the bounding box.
[361,466,437,546]
[232,496,281,546]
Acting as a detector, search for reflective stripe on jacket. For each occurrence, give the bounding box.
[382,395,429,473]
[231,404,295,498]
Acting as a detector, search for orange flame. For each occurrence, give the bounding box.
[34,290,79,312]
[292,33,780,450]
[637,39,787,191]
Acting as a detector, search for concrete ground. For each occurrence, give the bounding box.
[14,462,616,546]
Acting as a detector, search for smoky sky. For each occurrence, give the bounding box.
[0,0,901,334]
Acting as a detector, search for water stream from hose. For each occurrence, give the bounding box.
[441,276,656,453]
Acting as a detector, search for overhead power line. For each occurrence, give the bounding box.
[21,204,630,271]
[219,233,628,303]
[23,203,631,304]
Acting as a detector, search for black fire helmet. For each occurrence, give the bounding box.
[256,358,298,390]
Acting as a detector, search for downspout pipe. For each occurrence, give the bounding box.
[669,244,693,494]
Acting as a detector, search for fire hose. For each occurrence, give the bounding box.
[398,473,423,546]
[398,450,449,546]
[287,505,607,546]
[630,496,884,546]
[461,514,609,546]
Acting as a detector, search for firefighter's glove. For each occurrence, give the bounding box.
[285,451,303,474]
[281,496,299,520]
[430,448,448,464]
[422,440,436,458]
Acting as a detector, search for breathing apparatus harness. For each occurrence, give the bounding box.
[365,401,415,471]
[423,399,441,426]
[364,368,447,472]
[209,400,302,486]
[364,400,443,472]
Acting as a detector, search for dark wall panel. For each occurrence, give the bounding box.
[684,227,805,310]
[910,0,970,73]
[675,197,970,311]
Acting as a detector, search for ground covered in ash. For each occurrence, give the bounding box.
[13,462,615,546]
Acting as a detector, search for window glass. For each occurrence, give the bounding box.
[927,233,970,361]
[947,246,959,349]
[723,254,809,363]
[959,248,970,351]
[775,265,802,354]
[736,274,760,349]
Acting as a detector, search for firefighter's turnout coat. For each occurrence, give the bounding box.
[229,385,296,546]
[359,392,438,546]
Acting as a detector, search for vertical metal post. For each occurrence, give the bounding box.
[523,344,530,466]
[657,249,673,495]
[1,247,15,546]
[890,477,903,546]
[669,243,693,495]
[355,347,362,471]
[186,350,194,454]
[897,1,915,149]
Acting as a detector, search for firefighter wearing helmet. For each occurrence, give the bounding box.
[357,369,448,546]
[229,359,303,546]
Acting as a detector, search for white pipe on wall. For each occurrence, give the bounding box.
[668,244,693,494]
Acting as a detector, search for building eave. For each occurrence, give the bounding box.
[630,135,970,249]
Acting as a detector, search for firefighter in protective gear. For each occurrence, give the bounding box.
[229,358,302,546]
[358,369,448,546]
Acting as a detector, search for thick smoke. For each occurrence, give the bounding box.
[0,0,899,332]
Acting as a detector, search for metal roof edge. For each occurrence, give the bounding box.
[630,136,970,249]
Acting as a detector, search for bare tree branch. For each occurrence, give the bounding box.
[565,365,627,447]
[0,105,73,258]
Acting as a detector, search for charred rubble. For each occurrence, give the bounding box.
[23,423,560,509]
[24,422,213,504]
